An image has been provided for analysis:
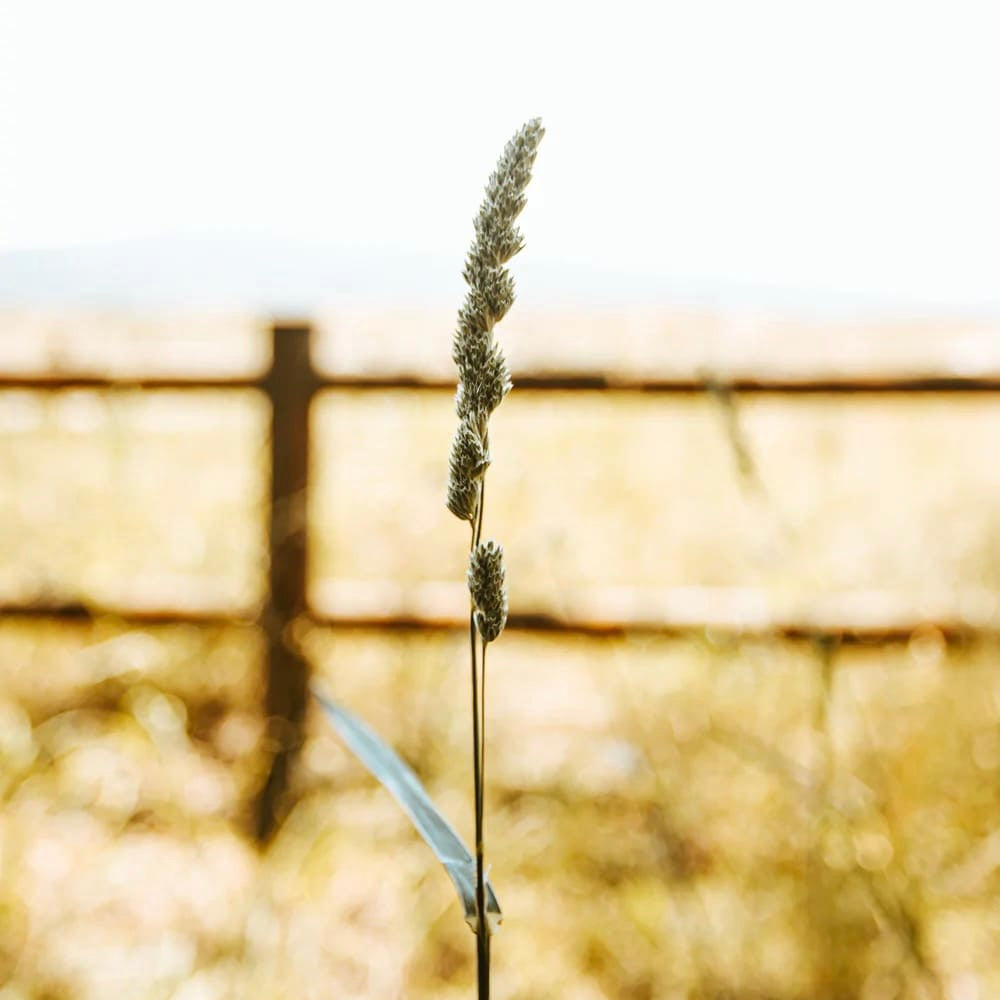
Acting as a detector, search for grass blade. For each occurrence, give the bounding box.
[312,683,502,934]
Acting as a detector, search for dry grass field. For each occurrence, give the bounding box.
[0,310,998,1000]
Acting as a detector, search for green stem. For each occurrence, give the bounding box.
[479,636,489,944]
[470,478,490,998]
[474,466,487,548]
[469,609,489,997]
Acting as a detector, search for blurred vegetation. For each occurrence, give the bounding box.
[2,621,998,999]
[0,372,997,999]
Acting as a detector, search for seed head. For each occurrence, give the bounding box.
[462,118,543,300]
[454,339,511,420]
[485,118,544,222]
[468,540,508,642]
[446,415,490,522]
[451,119,544,429]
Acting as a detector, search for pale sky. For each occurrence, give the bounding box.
[2,0,1000,309]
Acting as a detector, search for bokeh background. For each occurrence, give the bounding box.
[2,3,1000,999]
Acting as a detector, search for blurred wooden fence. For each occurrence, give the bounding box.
[2,315,999,838]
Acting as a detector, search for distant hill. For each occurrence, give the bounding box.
[0,236,461,310]
[3,235,988,318]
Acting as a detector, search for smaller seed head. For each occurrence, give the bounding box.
[446,415,489,522]
[454,337,511,419]
[477,267,516,325]
[454,295,492,358]
[469,216,525,271]
[485,119,544,216]
[468,540,508,642]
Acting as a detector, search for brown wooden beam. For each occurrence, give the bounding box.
[307,610,987,646]
[0,601,255,627]
[314,372,1000,394]
[2,372,1000,394]
[254,321,316,842]
[0,600,992,645]
[0,375,264,390]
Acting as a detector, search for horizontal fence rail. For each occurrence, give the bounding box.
[3,317,1000,837]
[3,599,993,645]
[3,371,1000,394]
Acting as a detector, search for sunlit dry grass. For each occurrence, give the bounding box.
[1,617,998,999]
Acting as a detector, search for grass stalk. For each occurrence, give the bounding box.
[446,119,544,998]
[469,605,488,996]
[471,481,489,995]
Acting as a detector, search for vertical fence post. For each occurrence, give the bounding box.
[256,320,315,842]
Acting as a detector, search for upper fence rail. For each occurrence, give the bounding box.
[3,371,1000,393]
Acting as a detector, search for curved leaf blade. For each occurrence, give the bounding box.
[312,683,501,934]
